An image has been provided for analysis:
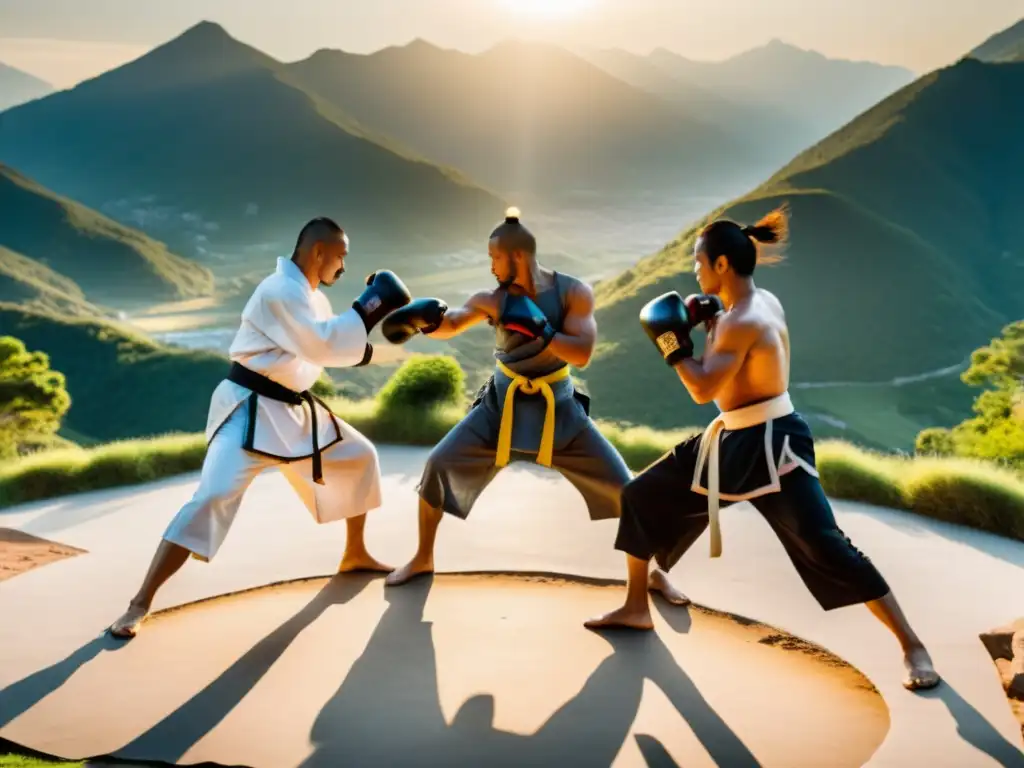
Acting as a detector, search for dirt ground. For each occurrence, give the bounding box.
[0,528,86,583]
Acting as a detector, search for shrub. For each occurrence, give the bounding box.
[914,426,956,457]
[376,354,465,412]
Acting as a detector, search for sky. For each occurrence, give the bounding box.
[0,0,1020,89]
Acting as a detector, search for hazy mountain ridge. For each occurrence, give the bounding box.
[0,61,54,112]
[968,17,1024,62]
[284,37,757,208]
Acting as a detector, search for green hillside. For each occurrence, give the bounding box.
[583,57,1023,451]
[0,303,229,444]
[0,247,105,317]
[0,22,505,264]
[0,164,213,308]
[285,39,754,207]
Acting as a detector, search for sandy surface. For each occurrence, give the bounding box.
[1,450,1021,766]
[0,528,85,583]
[1,572,888,767]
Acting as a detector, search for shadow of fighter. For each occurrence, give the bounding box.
[375,206,689,618]
[298,581,761,767]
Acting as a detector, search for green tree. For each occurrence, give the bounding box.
[0,335,72,458]
[917,321,1023,470]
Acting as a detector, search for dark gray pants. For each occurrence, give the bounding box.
[417,401,632,521]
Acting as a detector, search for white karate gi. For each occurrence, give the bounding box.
[163,257,382,561]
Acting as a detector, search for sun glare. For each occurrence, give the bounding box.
[499,0,594,19]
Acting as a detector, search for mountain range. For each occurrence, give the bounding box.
[284,38,755,207]
[581,40,916,170]
[2,17,1021,454]
[0,22,505,264]
[0,22,920,269]
[581,55,1024,450]
[0,62,53,112]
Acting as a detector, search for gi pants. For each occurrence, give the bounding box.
[614,393,891,611]
[163,404,382,562]
[418,366,632,522]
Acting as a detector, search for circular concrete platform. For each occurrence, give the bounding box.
[3,571,889,767]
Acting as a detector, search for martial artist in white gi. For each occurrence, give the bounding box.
[109,217,414,638]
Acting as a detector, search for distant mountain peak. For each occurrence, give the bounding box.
[0,61,53,90]
[62,18,277,94]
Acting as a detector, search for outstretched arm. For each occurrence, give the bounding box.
[674,315,756,404]
[424,290,495,340]
[546,281,597,368]
[259,287,369,368]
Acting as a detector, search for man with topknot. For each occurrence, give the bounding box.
[379,207,689,609]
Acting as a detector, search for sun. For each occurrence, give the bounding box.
[498,0,595,19]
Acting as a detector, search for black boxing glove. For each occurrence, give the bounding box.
[639,291,694,366]
[500,293,555,345]
[353,270,413,332]
[381,298,448,344]
[683,293,724,330]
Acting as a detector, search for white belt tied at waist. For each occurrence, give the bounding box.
[691,392,795,558]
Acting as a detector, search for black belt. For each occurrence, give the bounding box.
[227,362,330,485]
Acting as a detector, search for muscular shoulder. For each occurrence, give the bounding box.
[465,288,499,318]
[713,308,764,348]
[757,289,786,318]
[561,275,595,313]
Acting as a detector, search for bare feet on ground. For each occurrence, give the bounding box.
[108,601,149,639]
[337,552,393,574]
[648,569,691,606]
[903,645,941,691]
[384,556,434,587]
[583,604,655,631]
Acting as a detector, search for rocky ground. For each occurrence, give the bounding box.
[980,618,1024,739]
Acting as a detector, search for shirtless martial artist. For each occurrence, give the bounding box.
[585,207,942,691]
[377,208,685,603]
[108,218,413,638]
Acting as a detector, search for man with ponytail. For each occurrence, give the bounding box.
[587,206,941,692]
[379,208,688,608]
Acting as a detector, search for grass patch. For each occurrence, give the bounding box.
[1,355,1021,542]
[2,407,1021,542]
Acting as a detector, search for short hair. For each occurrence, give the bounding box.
[696,205,789,276]
[489,206,536,256]
[292,217,346,259]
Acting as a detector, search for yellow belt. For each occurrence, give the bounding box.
[495,360,570,468]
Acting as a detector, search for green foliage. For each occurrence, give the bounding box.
[377,354,466,413]
[915,427,956,457]
[0,303,228,444]
[0,336,71,459]
[916,320,1024,471]
[310,372,336,398]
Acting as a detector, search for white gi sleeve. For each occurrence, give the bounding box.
[258,286,370,368]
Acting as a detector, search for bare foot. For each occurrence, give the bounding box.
[384,556,433,587]
[338,551,393,574]
[648,569,690,606]
[108,601,149,639]
[583,604,654,631]
[903,645,941,691]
